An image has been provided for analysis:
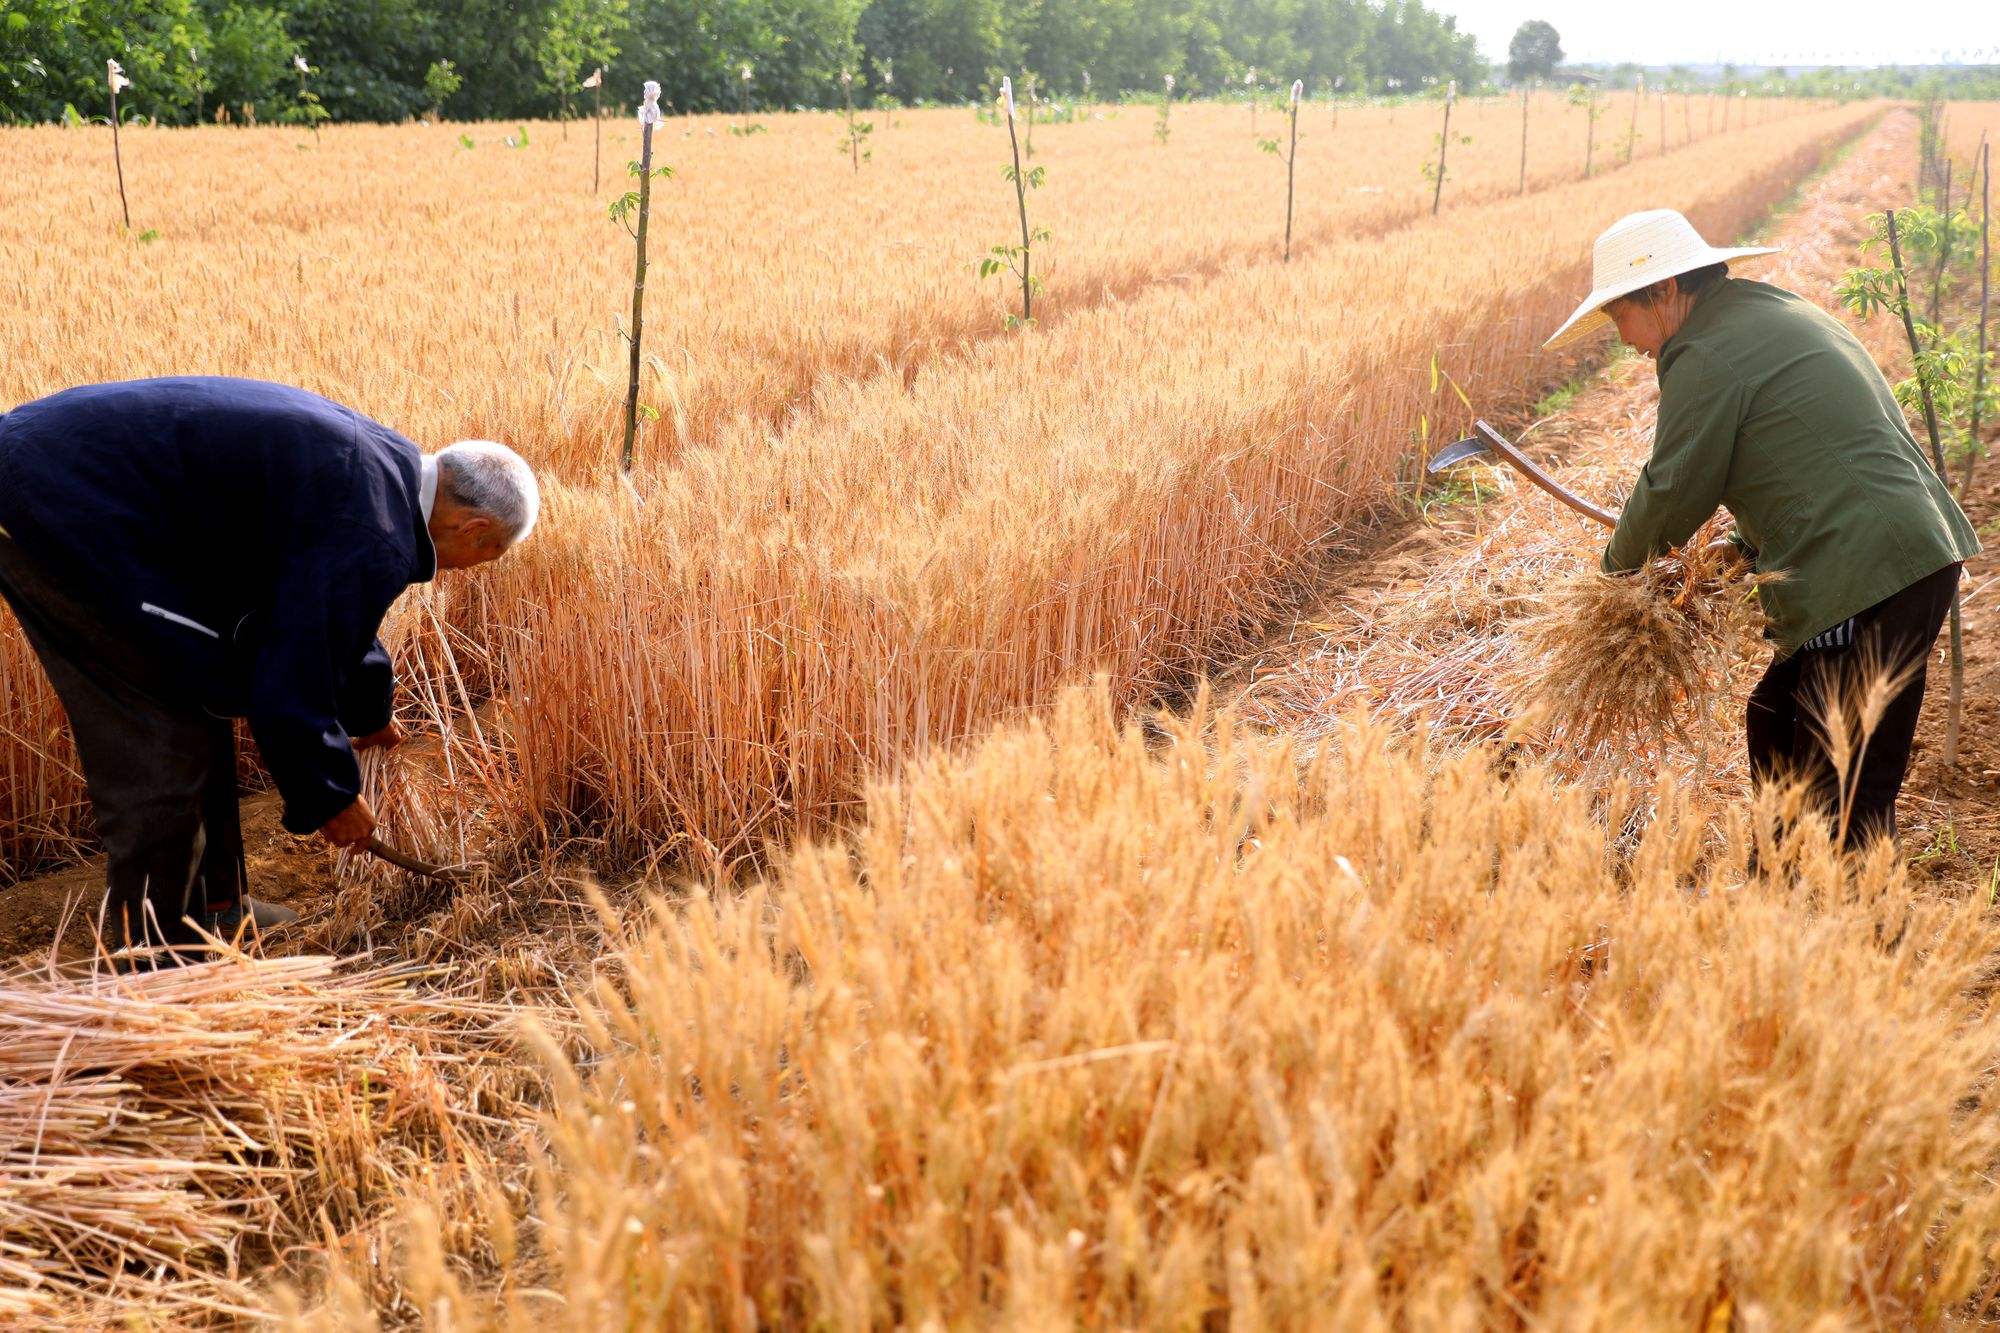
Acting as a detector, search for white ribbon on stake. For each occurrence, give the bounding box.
[107,59,130,93]
[638,79,662,127]
[582,67,603,89]
[1000,75,1014,123]
[294,54,309,75]
[1290,78,1303,106]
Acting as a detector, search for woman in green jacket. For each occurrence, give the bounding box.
[1546,209,1980,848]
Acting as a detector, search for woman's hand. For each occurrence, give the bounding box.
[1705,536,1751,571]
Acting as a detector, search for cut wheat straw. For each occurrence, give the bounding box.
[0,951,496,1325]
[1509,520,1777,753]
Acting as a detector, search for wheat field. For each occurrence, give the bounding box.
[297,689,2000,1329]
[0,92,1805,462]
[0,96,1869,877]
[15,95,2000,1327]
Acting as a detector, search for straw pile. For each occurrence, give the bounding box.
[1509,519,1778,753]
[0,951,491,1324]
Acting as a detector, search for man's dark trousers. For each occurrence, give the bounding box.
[0,532,244,955]
[1746,562,1962,849]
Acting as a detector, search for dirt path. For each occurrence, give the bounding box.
[1228,109,1999,885]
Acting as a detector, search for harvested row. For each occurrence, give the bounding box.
[1233,109,1937,769]
[462,103,1878,868]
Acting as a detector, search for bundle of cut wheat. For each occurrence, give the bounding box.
[1509,518,1777,753]
[0,951,492,1324]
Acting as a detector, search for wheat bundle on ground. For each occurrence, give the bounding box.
[0,952,496,1324]
[1509,520,1776,753]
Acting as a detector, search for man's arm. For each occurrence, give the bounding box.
[337,637,396,740]
[245,538,409,837]
[1602,345,1750,572]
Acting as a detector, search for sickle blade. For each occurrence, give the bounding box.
[1426,435,1492,473]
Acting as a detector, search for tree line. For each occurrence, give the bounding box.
[0,0,1488,125]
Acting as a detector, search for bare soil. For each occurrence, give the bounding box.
[0,793,338,963]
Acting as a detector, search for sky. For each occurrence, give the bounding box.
[1439,0,2000,68]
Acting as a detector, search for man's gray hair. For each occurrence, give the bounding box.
[436,440,540,545]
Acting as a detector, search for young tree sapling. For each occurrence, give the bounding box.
[839,69,872,171]
[978,77,1047,327]
[614,80,672,471]
[1967,144,1992,500]
[1518,83,1530,195]
[105,59,131,230]
[1425,81,1467,216]
[293,55,326,143]
[1839,208,1971,767]
[583,66,604,192]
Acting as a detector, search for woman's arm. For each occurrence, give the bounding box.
[1602,344,1751,571]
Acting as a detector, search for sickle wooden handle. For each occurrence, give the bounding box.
[1473,420,1620,529]
[362,835,479,885]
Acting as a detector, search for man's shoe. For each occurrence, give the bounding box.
[204,897,300,936]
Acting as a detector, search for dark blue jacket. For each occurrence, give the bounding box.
[0,377,435,834]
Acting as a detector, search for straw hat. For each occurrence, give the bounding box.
[1543,209,1781,348]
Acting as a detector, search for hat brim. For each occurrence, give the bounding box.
[1542,244,1783,349]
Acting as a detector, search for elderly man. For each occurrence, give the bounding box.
[1547,209,1979,848]
[0,377,538,957]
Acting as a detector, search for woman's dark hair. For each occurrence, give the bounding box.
[1627,261,1729,305]
[1671,261,1729,295]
